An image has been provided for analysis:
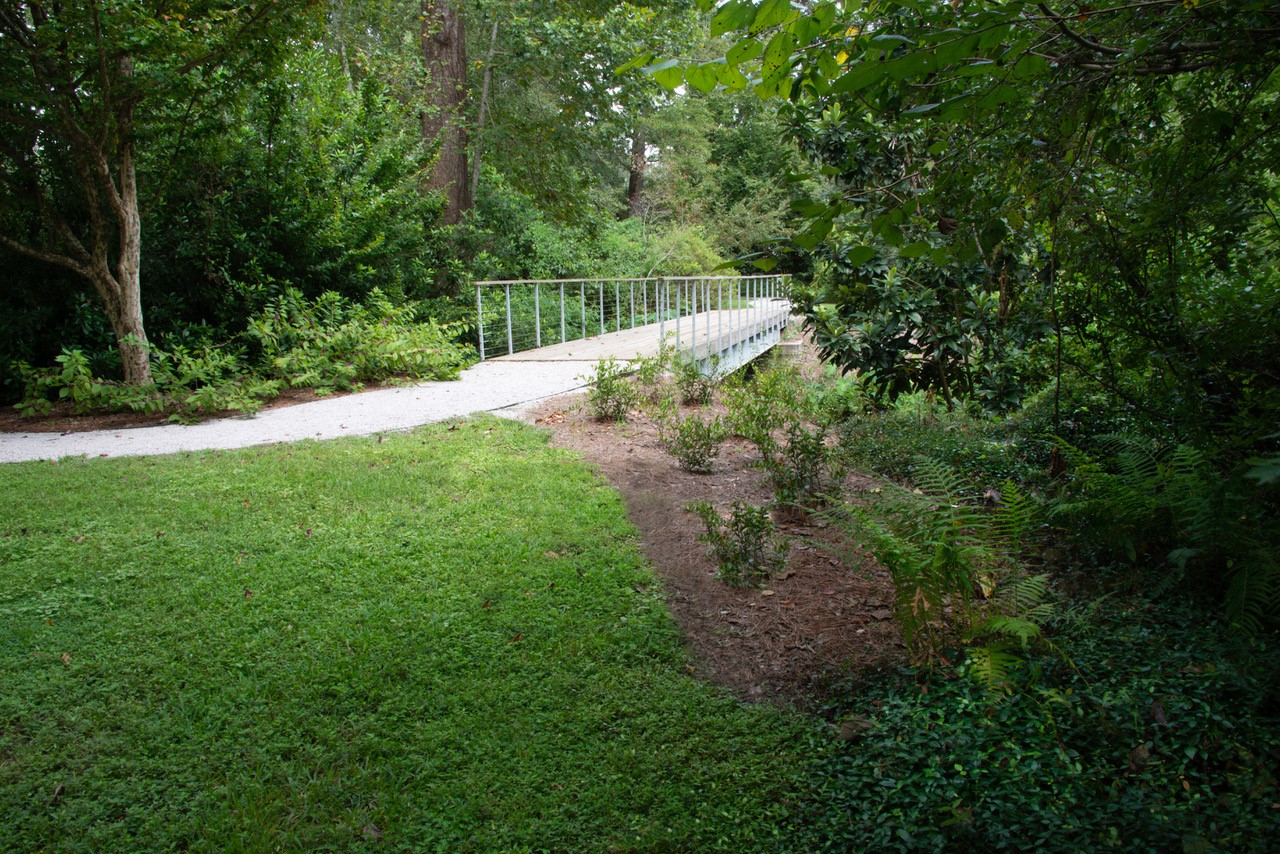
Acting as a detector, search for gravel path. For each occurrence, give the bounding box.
[0,361,590,464]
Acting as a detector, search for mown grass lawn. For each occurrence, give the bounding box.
[0,418,820,852]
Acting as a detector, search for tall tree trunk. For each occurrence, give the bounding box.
[420,0,471,225]
[626,130,647,218]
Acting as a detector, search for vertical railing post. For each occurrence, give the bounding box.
[691,277,698,361]
[676,279,682,353]
[560,283,566,344]
[505,283,514,356]
[598,282,605,336]
[658,278,666,343]
[615,282,621,333]
[717,279,723,351]
[534,283,541,349]
[629,281,635,329]
[580,283,586,340]
[477,284,485,360]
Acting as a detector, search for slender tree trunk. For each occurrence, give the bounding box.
[420,0,471,224]
[469,20,500,203]
[626,130,646,218]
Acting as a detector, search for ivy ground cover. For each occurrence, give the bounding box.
[0,419,815,851]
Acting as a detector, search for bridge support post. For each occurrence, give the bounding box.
[477,285,485,360]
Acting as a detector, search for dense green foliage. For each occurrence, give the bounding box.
[799,602,1280,852]
[13,290,473,420]
[1,1,809,406]
[0,420,819,849]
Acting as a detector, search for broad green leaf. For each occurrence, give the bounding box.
[976,84,1021,110]
[817,50,841,80]
[720,63,750,90]
[762,31,799,77]
[832,61,885,94]
[751,0,796,34]
[1012,53,1049,80]
[795,217,834,250]
[788,14,824,45]
[885,51,937,80]
[869,34,914,49]
[846,245,877,266]
[900,241,930,258]
[711,1,754,39]
[616,53,654,75]
[902,102,939,117]
[812,2,837,30]
[643,59,685,91]
[752,257,780,272]
[727,38,763,65]
[686,60,724,94]
[936,33,979,65]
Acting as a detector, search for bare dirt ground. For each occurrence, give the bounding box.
[524,344,904,709]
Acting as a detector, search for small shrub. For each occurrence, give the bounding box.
[585,357,635,422]
[630,342,674,403]
[757,420,848,507]
[673,354,717,406]
[722,360,803,451]
[664,414,726,473]
[689,500,789,587]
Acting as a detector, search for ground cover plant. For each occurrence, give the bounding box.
[12,290,476,423]
[795,600,1280,852]
[0,420,819,850]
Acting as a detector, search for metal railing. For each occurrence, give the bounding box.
[475,274,791,361]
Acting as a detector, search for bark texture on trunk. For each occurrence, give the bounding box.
[421,0,471,225]
[626,131,647,219]
[0,52,152,385]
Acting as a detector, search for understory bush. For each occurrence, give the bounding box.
[835,459,1052,681]
[688,500,789,587]
[14,346,281,422]
[585,357,635,422]
[839,397,1045,492]
[797,601,1280,852]
[673,354,718,406]
[664,413,727,474]
[12,289,474,420]
[246,288,474,392]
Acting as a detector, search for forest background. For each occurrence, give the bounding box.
[0,0,806,399]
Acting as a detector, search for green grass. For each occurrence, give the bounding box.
[0,418,819,851]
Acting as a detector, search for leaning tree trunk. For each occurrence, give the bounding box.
[100,144,151,386]
[0,54,153,386]
[420,0,471,225]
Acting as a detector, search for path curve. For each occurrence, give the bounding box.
[0,361,590,464]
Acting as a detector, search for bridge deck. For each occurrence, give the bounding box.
[492,300,791,364]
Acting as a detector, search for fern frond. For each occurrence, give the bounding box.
[978,616,1043,647]
[997,573,1050,616]
[968,645,1021,692]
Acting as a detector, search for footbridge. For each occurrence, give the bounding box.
[475,275,791,374]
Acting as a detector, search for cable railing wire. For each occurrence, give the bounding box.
[474,275,791,361]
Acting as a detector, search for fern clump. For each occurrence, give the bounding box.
[840,458,1053,689]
